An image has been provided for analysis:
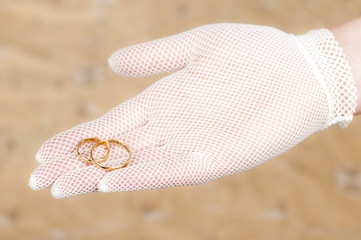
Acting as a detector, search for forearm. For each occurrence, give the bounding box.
[330,17,361,115]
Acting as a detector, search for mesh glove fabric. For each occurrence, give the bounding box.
[28,23,357,198]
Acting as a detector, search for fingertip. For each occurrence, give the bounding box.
[97,178,110,193]
[28,174,39,191]
[35,150,43,163]
[51,182,63,199]
[108,53,117,74]
[107,50,133,77]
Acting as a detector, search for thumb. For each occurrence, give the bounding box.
[108,28,197,78]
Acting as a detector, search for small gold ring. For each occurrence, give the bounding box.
[77,137,110,164]
[90,139,132,172]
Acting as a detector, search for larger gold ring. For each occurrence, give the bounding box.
[77,137,110,164]
[90,139,132,172]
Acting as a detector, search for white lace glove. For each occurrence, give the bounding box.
[28,23,357,198]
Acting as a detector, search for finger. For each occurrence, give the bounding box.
[29,124,163,191]
[36,98,148,163]
[98,152,211,193]
[50,146,173,198]
[29,154,86,191]
[108,28,198,77]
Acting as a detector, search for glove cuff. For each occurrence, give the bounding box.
[295,29,357,129]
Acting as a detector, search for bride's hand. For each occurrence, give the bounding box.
[29,23,357,198]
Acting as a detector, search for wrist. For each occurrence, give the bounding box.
[330,18,361,115]
[295,28,356,128]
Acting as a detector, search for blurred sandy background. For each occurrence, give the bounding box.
[2,0,361,239]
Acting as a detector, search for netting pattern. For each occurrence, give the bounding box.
[296,29,357,128]
[29,24,357,198]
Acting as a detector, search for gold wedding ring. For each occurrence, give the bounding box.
[90,139,132,172]
[76,137,132,172]
[77,138,110,164]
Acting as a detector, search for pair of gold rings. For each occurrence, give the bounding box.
[76,138,132,172]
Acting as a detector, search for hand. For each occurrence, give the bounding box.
[29,23,357,198]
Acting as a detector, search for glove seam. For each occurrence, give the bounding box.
[291,34,334,128]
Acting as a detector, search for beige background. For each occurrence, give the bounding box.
[2,0,361,239]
